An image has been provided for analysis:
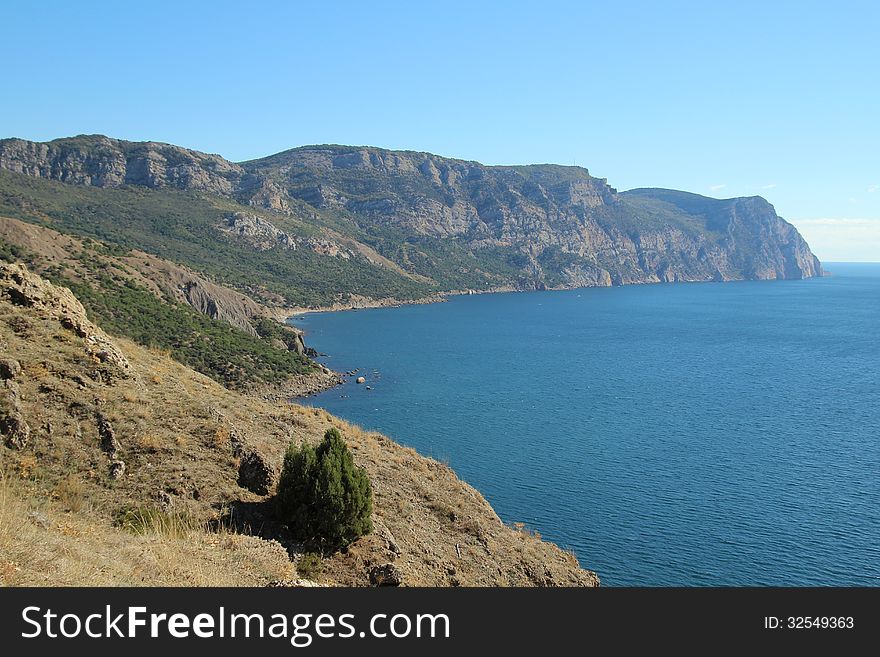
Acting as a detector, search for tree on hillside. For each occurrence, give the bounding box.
[275,428,373,550]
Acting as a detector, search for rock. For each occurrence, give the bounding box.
[96,412,126,477]
[27,511,53,529]
[0,135,244,195]
[221,212,296,251]
[306,237,354,259]
[375,521,401,556]
[96,413,121,456]
[289,333,306,355]
[369,563,403,587]
[1,411,30,449]
[266,579,326,588]
[0,358,21,380]
[356,376,366,384]
[0,263,131,375]
[238,449,276,495]
[109,459,126,479]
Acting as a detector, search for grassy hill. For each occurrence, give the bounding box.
[0,262,598,586]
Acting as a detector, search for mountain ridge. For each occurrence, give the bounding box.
[0,134,822,300]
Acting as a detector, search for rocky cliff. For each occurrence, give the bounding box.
[0,135,822,295]
[244,145,822,286]
[0,135,246,195]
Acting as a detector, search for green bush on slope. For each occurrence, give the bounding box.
[275,428,373,551]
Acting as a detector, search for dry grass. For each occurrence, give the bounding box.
[136,433,163,452]
[117,506,198,540]
[0,472,294,587]
[15,454,39,480]
[53,475,87,513]
[210,425,230,450]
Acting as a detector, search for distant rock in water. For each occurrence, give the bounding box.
[0,135,821,291]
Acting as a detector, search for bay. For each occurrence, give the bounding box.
[294,263,880,585]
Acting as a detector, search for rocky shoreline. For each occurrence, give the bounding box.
[253,366,344,401]
[285,293,446,318]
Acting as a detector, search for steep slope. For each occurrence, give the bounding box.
[621,189,821,280]
[0,216,343,394]
[0,263,598,586]
[0,136,822,306]
[242,145,822,287]
[0,135,246,195]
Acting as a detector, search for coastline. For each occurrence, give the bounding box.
[282,284,529,320]
[253,366,344,401]
[280,267,828,323]
[273,271,828,399]
[283,293,447,318]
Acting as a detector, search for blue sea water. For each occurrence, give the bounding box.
[294,264,880,586]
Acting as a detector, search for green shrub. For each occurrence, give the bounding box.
[296,552,324,579]
[275,428,372,550]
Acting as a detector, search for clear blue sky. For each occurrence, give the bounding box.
[2,1,878,260]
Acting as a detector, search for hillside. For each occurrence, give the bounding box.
[0,263,597,586]
[0,216,340,395]
[0,136,821,305]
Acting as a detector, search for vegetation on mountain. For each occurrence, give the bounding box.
[0,224,315,390]
[275,428,373,550]
[0,136,822,314]
[0,169,433,308]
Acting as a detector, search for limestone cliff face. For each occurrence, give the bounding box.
[0,135,246,195]
[0,136,822,289]
[620,189,822,281]
[244,146,821,285]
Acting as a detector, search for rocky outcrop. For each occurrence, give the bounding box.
[369,563,403,587]
[0,136,244,195]
[97,412,126,479]
[0,262,132,376]
[220,212,296,251]
[0,358,21,381]
[237,449,276,495]
[1,360,28,449]
[0,384,29,450]
[305,237,354,259]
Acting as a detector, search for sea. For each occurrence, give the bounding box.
[292,263,880,586]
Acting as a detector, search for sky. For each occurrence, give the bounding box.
[1,1,878,261]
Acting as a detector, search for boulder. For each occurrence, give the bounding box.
[369,563,403,587]
[356,376,366,384]
[0,358,21,380]
[1,411,30,449]
[109,459,126,480]
[238,449,276,495]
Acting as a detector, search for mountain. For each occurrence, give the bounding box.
[0,134,822,587]
[0,136,821,304]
